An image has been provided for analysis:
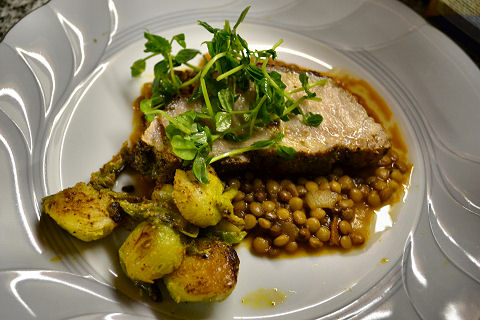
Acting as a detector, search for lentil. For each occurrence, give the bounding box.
[258,218,272,229]
[285,241,298,253]
[340,235,352,249]
[330,181,341,193]
[310,207,326,220]
[319,181,330,190]
[339,199,354,209]
[249,202,264,217]
[277,208,291,221]
[253,237,270,254]
[228,178,241,190]
[289,197,303,211]
[269,223,282,237]
[266,180,281,196]
[242,182,253,193]
[305,181,319,192]
[338,220,352,235]
[255,190,267,202]
[234,201,247,214]
[316,227,330,242]
[264,211,277,221]
[293,210,307,225]
[252,178,264,191]
[350,232,365,245]
[375,167,390,180]
[296,185,308,197]
[244,192,255,203]
[306,217,321,233]
[341,208,354,221]
[338,176,354,191]
[262,200,276,212]
[390,169,403,182]
[233,147,409,256]
[233,190,245,202]
[244,214,257,230]
[396,160,408,173]
[309,237,323,248]
[349,188,363,203]
[367,191,381,207]
[273,234,290,247]
[278,190,292,202]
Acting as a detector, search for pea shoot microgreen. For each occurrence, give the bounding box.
[131,7,325,183]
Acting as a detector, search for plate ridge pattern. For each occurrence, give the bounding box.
[346,50,480,292]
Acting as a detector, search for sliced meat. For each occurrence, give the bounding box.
[138,62,390,180]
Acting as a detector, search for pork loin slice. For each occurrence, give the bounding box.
[141,63,390,178]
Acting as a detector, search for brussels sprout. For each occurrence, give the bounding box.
[173,167,237,228]
[164,238,239,303]
[204,219,247,244]
[119,221,185,283]
[118,184,199,238]
[90,143,130,190]
[42,182,118,241]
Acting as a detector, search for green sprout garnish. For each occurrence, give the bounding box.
[131,7,325,183]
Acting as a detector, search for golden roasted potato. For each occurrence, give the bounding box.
[172,167,236,228]
[164,238,239,303]
[42,182,117,241]
[119,221,185,283]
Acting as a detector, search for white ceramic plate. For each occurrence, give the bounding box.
[1,1,479,319]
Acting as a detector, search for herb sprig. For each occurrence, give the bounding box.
[131,7,325,183]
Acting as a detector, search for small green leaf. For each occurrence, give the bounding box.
[175,110,199,133]
[250,139,276,149]
[303,112,323,127]
[175,49,200,64]
[204,126,213,146]
[165,123,181,140]
[233,7,250,32]
[215,112,232,132]
[130,59,146,77]
[193,155,210,184]
[153,60,169,75]
[237,34,249,52]
[217,88,234,111]
[144,32,171,56]
[171,135,197,160]
[299,72,316,98]
[299,72,309,87]
[198,21,217,34]
[172,33,186,48]
[276,145,297,160]
[190,131,208,145]
[139,98,152,113]
[139,99,158,122]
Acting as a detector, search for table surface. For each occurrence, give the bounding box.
[0,0,478,66]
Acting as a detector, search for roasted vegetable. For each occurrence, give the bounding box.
[173,166,237,228]
[118,189,199,238]
[164,238,239,303]
[42,182,118,241]
[204,219,247,245]
[119,220,185,283]
[90,142,130,189]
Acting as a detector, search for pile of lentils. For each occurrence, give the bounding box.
[226,149,409,256]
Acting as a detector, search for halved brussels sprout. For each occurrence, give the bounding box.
[164,238,239,303]
[42,182,117,241]
[119,221,185,283]
[173,166,237,228]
